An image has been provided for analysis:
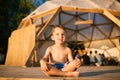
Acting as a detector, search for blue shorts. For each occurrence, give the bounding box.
[52,63,64,69]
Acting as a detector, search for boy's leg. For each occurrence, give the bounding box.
[62,59,80,72]
[43,65,79,77]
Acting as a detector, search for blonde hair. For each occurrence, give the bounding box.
[51,25,64,35]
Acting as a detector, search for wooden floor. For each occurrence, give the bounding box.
[0,65,120,80]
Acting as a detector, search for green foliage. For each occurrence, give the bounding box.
[117,0,120,2]
[0,0,40,63]
[8,0,37,31]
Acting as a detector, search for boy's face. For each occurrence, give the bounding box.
[51,27,66,44]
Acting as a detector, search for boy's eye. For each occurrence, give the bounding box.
[62,33,65,36]
[55,33,65,36]
[56,34,59,35]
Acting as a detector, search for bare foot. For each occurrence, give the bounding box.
[43,71,50,77]
[67,72,80,77]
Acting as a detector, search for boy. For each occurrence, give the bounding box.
[40,25,81,77]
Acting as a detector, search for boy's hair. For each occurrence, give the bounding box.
[51,25,64,35]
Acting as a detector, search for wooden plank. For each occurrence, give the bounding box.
[108,10,120,16]
[37,7,61,38]
[1,77,120,80]
[5,24,35,66]
[0,66,120,80]
[18,18,32,29]
[0,77,64,80]
[21,19,30,28]
[61,6,120,16]
[103,10,120,27]
[75,20,93,25]
[61,6,103,13]
[18,19,26,29]
[95,25,120,52]
[31,7,60,21]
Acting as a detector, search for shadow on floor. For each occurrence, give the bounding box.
[80,69,120,77]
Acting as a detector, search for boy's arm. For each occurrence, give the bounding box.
[40,47,51,71]
[67,47,74,62]
[67,47,81,68]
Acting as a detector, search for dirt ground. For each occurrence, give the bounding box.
[0,65,120,80]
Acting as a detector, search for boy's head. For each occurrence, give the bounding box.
[51,25,64,35]
[51,25,66,44]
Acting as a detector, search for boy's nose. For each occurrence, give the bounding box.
[59,35,63,37]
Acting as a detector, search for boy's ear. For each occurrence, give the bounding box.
[51,36,54,40]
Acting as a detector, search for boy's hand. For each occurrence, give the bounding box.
[41,61,48,72]
[75,57,81,68]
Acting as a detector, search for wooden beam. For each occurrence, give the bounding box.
[75,20,93,25]
[37,7,61,38]
[18,19,26,29]
[67,32,76,40]
[18,18,32,29]
[78,31,90,41]
[108,10,120,16]
[95,25,120,52]
[31,7,60,21]
[62,16,75,25]
[103,10,120,27]
[61,6,103,13]
[87,26,95,48]
[61,11,75,16]
[77,37,119,44]
[5,25,35,66]
[61,6,120,16]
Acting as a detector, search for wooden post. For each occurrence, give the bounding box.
[75,20,93,25]
[5,25,35,66]
[103,10,120,27]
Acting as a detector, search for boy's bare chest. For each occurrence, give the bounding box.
[52,48,67,56]
[51,48,68,62]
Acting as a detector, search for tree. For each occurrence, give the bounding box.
[117,0,120,2]
[0,0,41,64]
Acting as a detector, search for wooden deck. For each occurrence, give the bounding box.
[0,65,120,80]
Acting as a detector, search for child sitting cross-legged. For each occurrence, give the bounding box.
[40,25,81,77]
